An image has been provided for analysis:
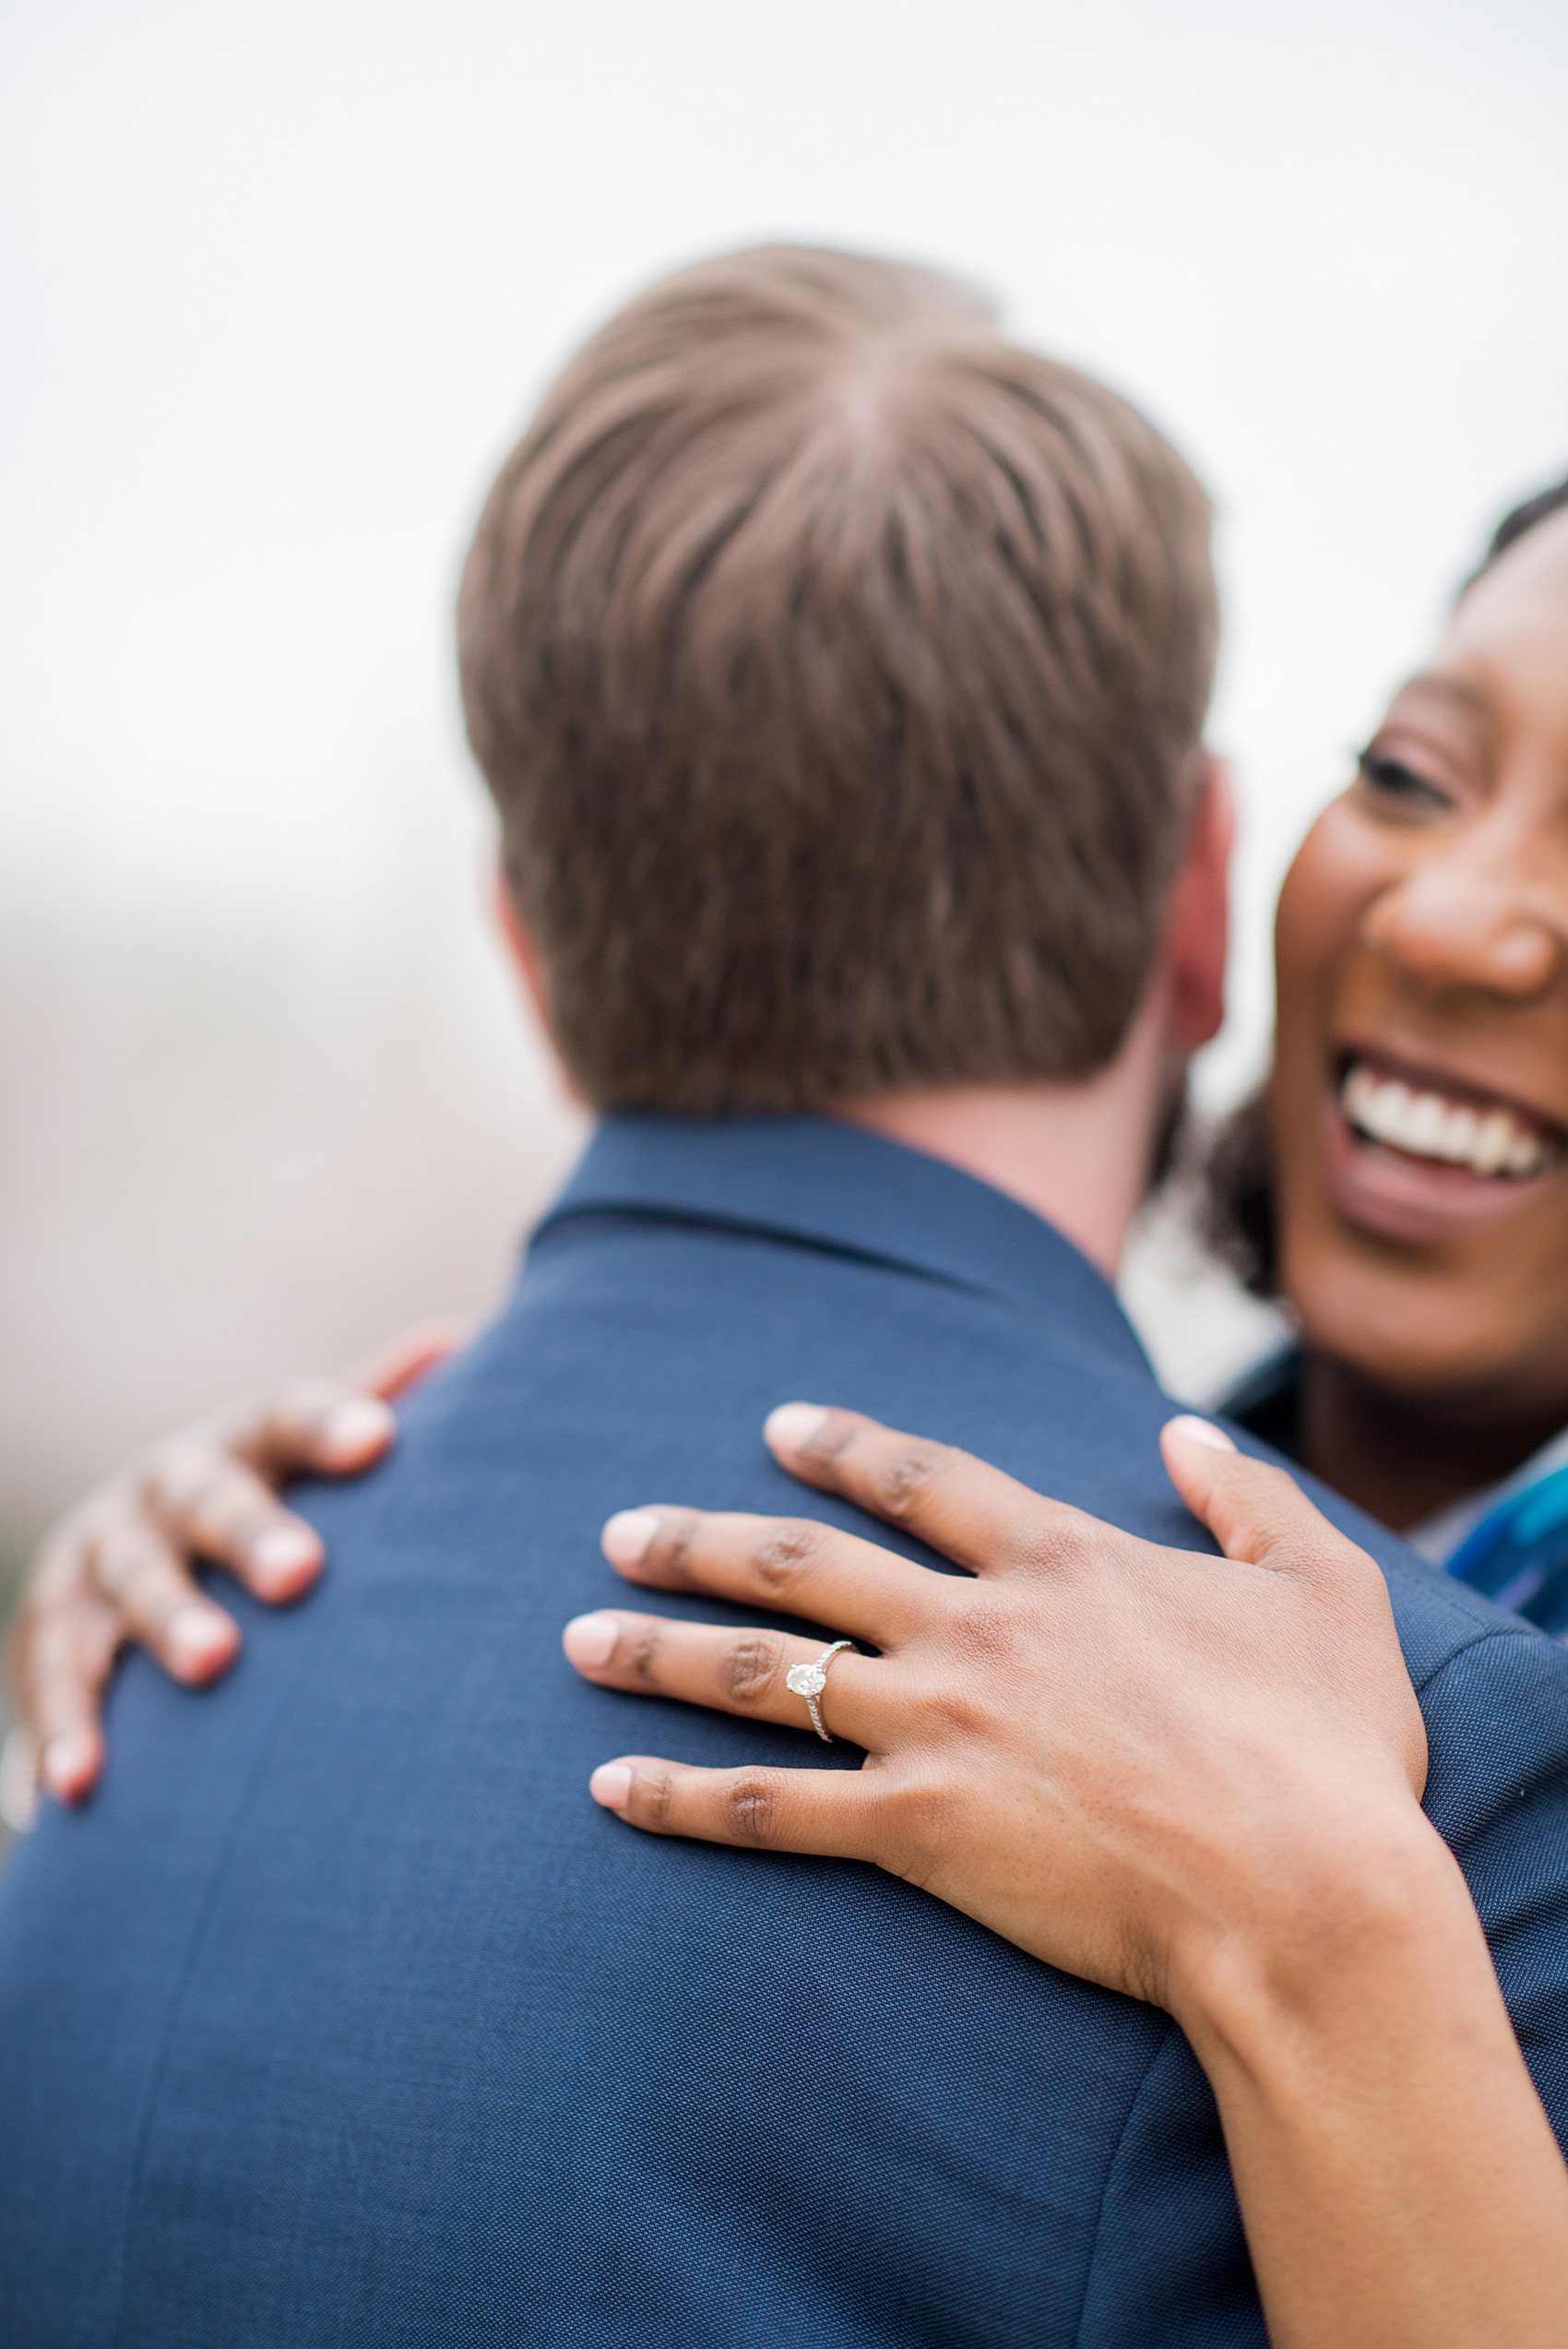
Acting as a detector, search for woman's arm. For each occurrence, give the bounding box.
[5,1325,459,1810]
[1187,1839,1567,2349]
[564,1406,1568,2349]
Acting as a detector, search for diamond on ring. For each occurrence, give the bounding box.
[786,1640,852,1742]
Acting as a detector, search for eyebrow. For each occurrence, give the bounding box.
[1388,672,1493,723]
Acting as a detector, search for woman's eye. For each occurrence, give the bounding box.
[1355,749,1455,813]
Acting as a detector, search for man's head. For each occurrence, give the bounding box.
[458,244,1218,1117]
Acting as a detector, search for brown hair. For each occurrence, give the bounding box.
[458,245,1217,1114]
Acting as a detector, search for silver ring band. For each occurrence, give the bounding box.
[785,1639,853,1743]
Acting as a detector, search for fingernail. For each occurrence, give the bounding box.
[601,1509,659,1568]
[249,1523,322,1594]
[589,1762,634,1811]
[563,1613,620,1669]
[765,1402,828,1454]
[42,1729,97,1801]
[1165,1414,1236,1454]
[318,1397,396,1463]
[166,1605,236,1676]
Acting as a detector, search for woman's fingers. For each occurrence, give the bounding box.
[4,1337,457,1817]
[349,1320,468,1401]
[600,1505,932,1643]
[141,1374,389,1610]
[587,1752,876,1858]
[563,1609,884,1745]
[140,1448,327,1604]
[1160,1415,1427,1799]
[222,1377,398,1484]
[763,1403,1085,1578]
[23,1592,119,1804]
[220,1324,462,1485]
[1160,1416,1372,1583]
[89,1522,241,1685]
[137,1330,461,1604]
[14,1513,237,1806]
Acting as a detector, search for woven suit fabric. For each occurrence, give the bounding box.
[4,1116,1568,2348]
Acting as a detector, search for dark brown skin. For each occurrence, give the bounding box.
[570,1406,1430,2007]
[568,1403,1568,2349]
[6,1327,460,1806]
[1272,508,1568,1529]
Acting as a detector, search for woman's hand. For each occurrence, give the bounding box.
[564,1404,1429,2018]
[566,1406,1568,2349]
[5,1324,461,1814]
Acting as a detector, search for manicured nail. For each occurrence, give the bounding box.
[42,1728,97,1801]
[249,1522,322,1593]
[166,1605,236,1676]
[601,1510,659,1568]
[563,1613,620,1669]
[1164,1414,1236,1454]
[589,1762,634,1811]
[317,1397,396,1464]
[765,1402,828,1454]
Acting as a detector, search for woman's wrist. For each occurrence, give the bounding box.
[1162,1788,1464,2075]
[1161,1797,1568,2348]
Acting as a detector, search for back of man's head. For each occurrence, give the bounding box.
[458,245,1217,1115]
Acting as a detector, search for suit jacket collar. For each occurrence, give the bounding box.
[535,1112,1151,1374]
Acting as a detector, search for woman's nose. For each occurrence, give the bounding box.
[1363,861,1563,1000]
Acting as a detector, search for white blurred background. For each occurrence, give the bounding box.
[3,0,1567,1586]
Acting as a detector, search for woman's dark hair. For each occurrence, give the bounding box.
[1467,471,1568,588]
[1202,469,1568,1296]
[1199,1084,1277,1295]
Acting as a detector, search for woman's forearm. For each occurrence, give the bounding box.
[1177,1811,1568,2349]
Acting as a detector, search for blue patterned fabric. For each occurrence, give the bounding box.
[4,1114,1568,2347]
[1447,1469,1568,1635]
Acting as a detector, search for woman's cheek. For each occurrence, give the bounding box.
[1275,801,1389,989]
[1271,812,1362,1167]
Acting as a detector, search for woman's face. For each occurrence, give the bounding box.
[1273,508,1568,1421]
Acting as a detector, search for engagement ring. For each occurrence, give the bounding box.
[785,1639,853,1742]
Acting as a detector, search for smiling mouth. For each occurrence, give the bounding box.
[1339,1056,1565,1182]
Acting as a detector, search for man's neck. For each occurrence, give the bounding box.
[837,994,1171,1279]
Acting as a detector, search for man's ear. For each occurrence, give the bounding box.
[1161,754,1233,1052]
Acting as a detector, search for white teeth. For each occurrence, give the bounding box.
[1341,1062,1555,1179]
[1442,1105,1478,1161]
[1507,1130,1546,1177]
[1405,1092,1447,1154]
[1473,1111,1515,1174]
[1343,1065,1379,1126]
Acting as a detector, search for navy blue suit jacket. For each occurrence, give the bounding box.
[5,1115,1568,2347]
